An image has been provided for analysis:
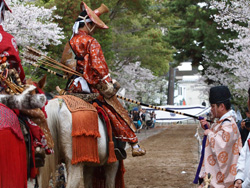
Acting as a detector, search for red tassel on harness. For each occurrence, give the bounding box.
[248,138,250,150]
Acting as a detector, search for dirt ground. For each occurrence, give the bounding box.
[124,123,200,188]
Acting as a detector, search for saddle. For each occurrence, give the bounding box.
[56,95,127,163]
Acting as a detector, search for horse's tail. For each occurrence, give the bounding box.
[38,99,60,188]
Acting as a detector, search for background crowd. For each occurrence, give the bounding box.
[129,108,156,132]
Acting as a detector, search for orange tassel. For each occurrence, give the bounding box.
[71,132,100,165]
[107,141,117,163]
[115,160,126,188]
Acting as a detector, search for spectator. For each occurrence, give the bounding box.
[198,86,242,187]
[145,111,153,128]
[133,111,141,130]
[234,88,250,188]
[128,110,133,119]
[237,107,250,146]
[151,111,156,128]
[140,109,145,125]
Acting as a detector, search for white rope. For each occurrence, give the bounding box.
[0,1,5,24]
[72,15,92,35]
[100,73,110,82]
[194,122,202,159]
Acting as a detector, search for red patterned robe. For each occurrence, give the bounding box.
[69,30,138,143]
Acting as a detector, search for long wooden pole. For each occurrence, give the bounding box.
[116,95,212,122]
[26,58,212,123]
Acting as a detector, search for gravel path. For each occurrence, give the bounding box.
[124,123,200,188]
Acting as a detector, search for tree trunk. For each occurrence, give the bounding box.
[167,67,176,105]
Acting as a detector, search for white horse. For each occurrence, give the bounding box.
[37,98,119,188]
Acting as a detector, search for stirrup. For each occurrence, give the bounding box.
[114,148,127,160]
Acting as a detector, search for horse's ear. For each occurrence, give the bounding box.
[80,2,84,11]
[26,78,33,85]
[37,74,47,89]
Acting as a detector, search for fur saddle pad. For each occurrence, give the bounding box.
[56,95,100,164]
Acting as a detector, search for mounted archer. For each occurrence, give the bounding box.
[59,1,146,157]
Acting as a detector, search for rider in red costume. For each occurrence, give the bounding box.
[63,2,146,157]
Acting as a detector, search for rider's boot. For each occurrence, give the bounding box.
[130,143,146,157]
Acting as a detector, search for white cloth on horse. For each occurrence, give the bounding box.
[73,77,91,93]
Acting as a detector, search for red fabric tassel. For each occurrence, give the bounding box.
[93,103,117,163]
[0,128,27,188]
[248,138,250,151]
[92,160,126,188]
[28,128,37,179]
[115,160,126,188]
[93,167,106,188]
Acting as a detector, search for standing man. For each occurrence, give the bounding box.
[151,111,156,128]
[61,2,145,157]
[234,87,250,188]
[238,107,250,146]
[198,86,242,187]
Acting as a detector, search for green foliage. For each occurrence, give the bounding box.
[166,0,237,68]
[25,0,178,94]
[107,0,174,76]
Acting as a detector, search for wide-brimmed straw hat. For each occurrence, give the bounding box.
[1,0,12,12]
[80,2,109,29]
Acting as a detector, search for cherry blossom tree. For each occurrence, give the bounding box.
[4,0,64,49]
[202,0,250,99]
[112,61,168,106]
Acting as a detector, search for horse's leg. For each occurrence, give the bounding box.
[37,153,56,188]
[83,165,95,188]
[104,161,119,188]
[65,160,83,188]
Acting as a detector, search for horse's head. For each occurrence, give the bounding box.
[22,75,48,108]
